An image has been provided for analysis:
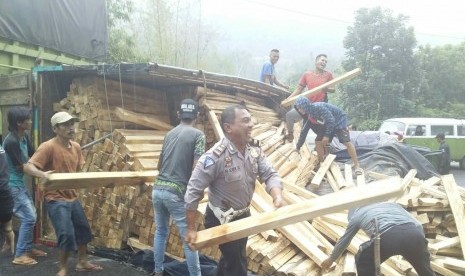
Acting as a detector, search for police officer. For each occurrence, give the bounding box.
[185,104,285,276]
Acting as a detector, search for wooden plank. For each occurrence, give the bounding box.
[206,110,224,140]
[432,257,463,276]
[342,253,356,276]
[329,162,347,190]
[192,176,403,249]
[344,164,354,188]
[429,236,460,255]
[250,208,279,242]
[310,154,336,189]
[441,174,465,258]
[114,107,172,130]
[252,191,329,265]
[281,68,362,107]
[41,170,158,191]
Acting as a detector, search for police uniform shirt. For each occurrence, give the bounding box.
[185,137,282,211]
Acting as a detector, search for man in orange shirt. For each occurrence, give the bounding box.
[24,112,103,276]
[284,54,334,141]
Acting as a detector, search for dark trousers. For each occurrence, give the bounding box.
[204,205,250,276]
[356,223,436,276]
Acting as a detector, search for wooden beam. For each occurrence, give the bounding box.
[192,176,403,249]
[114,107,173,130]
[281,68,362,107]
[342,253,356,276]
[310,154,336,189]
[206,110,224,140]
[441,174,465,259]
[429,236,460,255]
[41,170,158,191]
[443,257,465,273]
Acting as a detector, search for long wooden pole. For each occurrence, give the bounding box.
[41,170,158,191]
[192,176,403,249]
[281,68,362,107]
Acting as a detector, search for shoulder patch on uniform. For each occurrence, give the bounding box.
[213,144,226,157]
[204,156,215,169]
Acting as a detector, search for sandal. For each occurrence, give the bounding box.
[29,248,48,257]
[12,255,38,265]
[355,168,364,176]
[75,263,103,272]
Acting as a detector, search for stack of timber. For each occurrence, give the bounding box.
[54,76,172,147]
[48,79,465,275]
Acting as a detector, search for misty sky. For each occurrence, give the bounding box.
[200,0,464,77]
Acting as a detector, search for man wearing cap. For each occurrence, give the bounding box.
[185,104,285,276]
[24,111,103,276]
[294,96,361,173]
[152,99,205,276]
[435,133,450,174]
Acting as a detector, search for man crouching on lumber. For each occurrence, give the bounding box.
[184,104,286,276]
[321,202,435,276]
[24,112,103,276]
[293,96,362,175]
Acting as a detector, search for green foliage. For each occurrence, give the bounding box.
[106,0,141,63]
[358,119,382,131]
[341,7,419,126]
[415,42,465,107]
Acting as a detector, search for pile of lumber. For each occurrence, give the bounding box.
[54,76,171,146]
[45,79,465,275]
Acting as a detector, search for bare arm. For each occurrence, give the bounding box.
[273,77,289,90]
[23,162,52,184]
[288,85,304,98]
[264,75,272,85]
[185,209,199,249]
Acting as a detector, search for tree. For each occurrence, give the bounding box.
[106,0,141,62]
[415,42,465,108]
[339,7,418,127]
[136,0,221,70]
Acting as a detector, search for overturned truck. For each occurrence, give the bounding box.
[33,63,465,275]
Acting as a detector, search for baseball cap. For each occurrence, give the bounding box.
[179,99,198,119]
[51,111,78,127]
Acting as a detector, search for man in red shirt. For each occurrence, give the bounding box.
[284,54,334,141]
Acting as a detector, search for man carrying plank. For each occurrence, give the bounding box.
[24,112,103,276]
[284,54,334,142]
[152,99,204,276]
[185,104,285,276]
[321,202,435,276]
[294,96,361,174]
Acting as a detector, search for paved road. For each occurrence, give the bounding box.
[451,162,465,187]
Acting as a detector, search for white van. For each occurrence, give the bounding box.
[379,118,465,169]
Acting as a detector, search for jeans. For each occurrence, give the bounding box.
[46,200,92,251]
[152,189,201,276]
[11,186,37,257]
